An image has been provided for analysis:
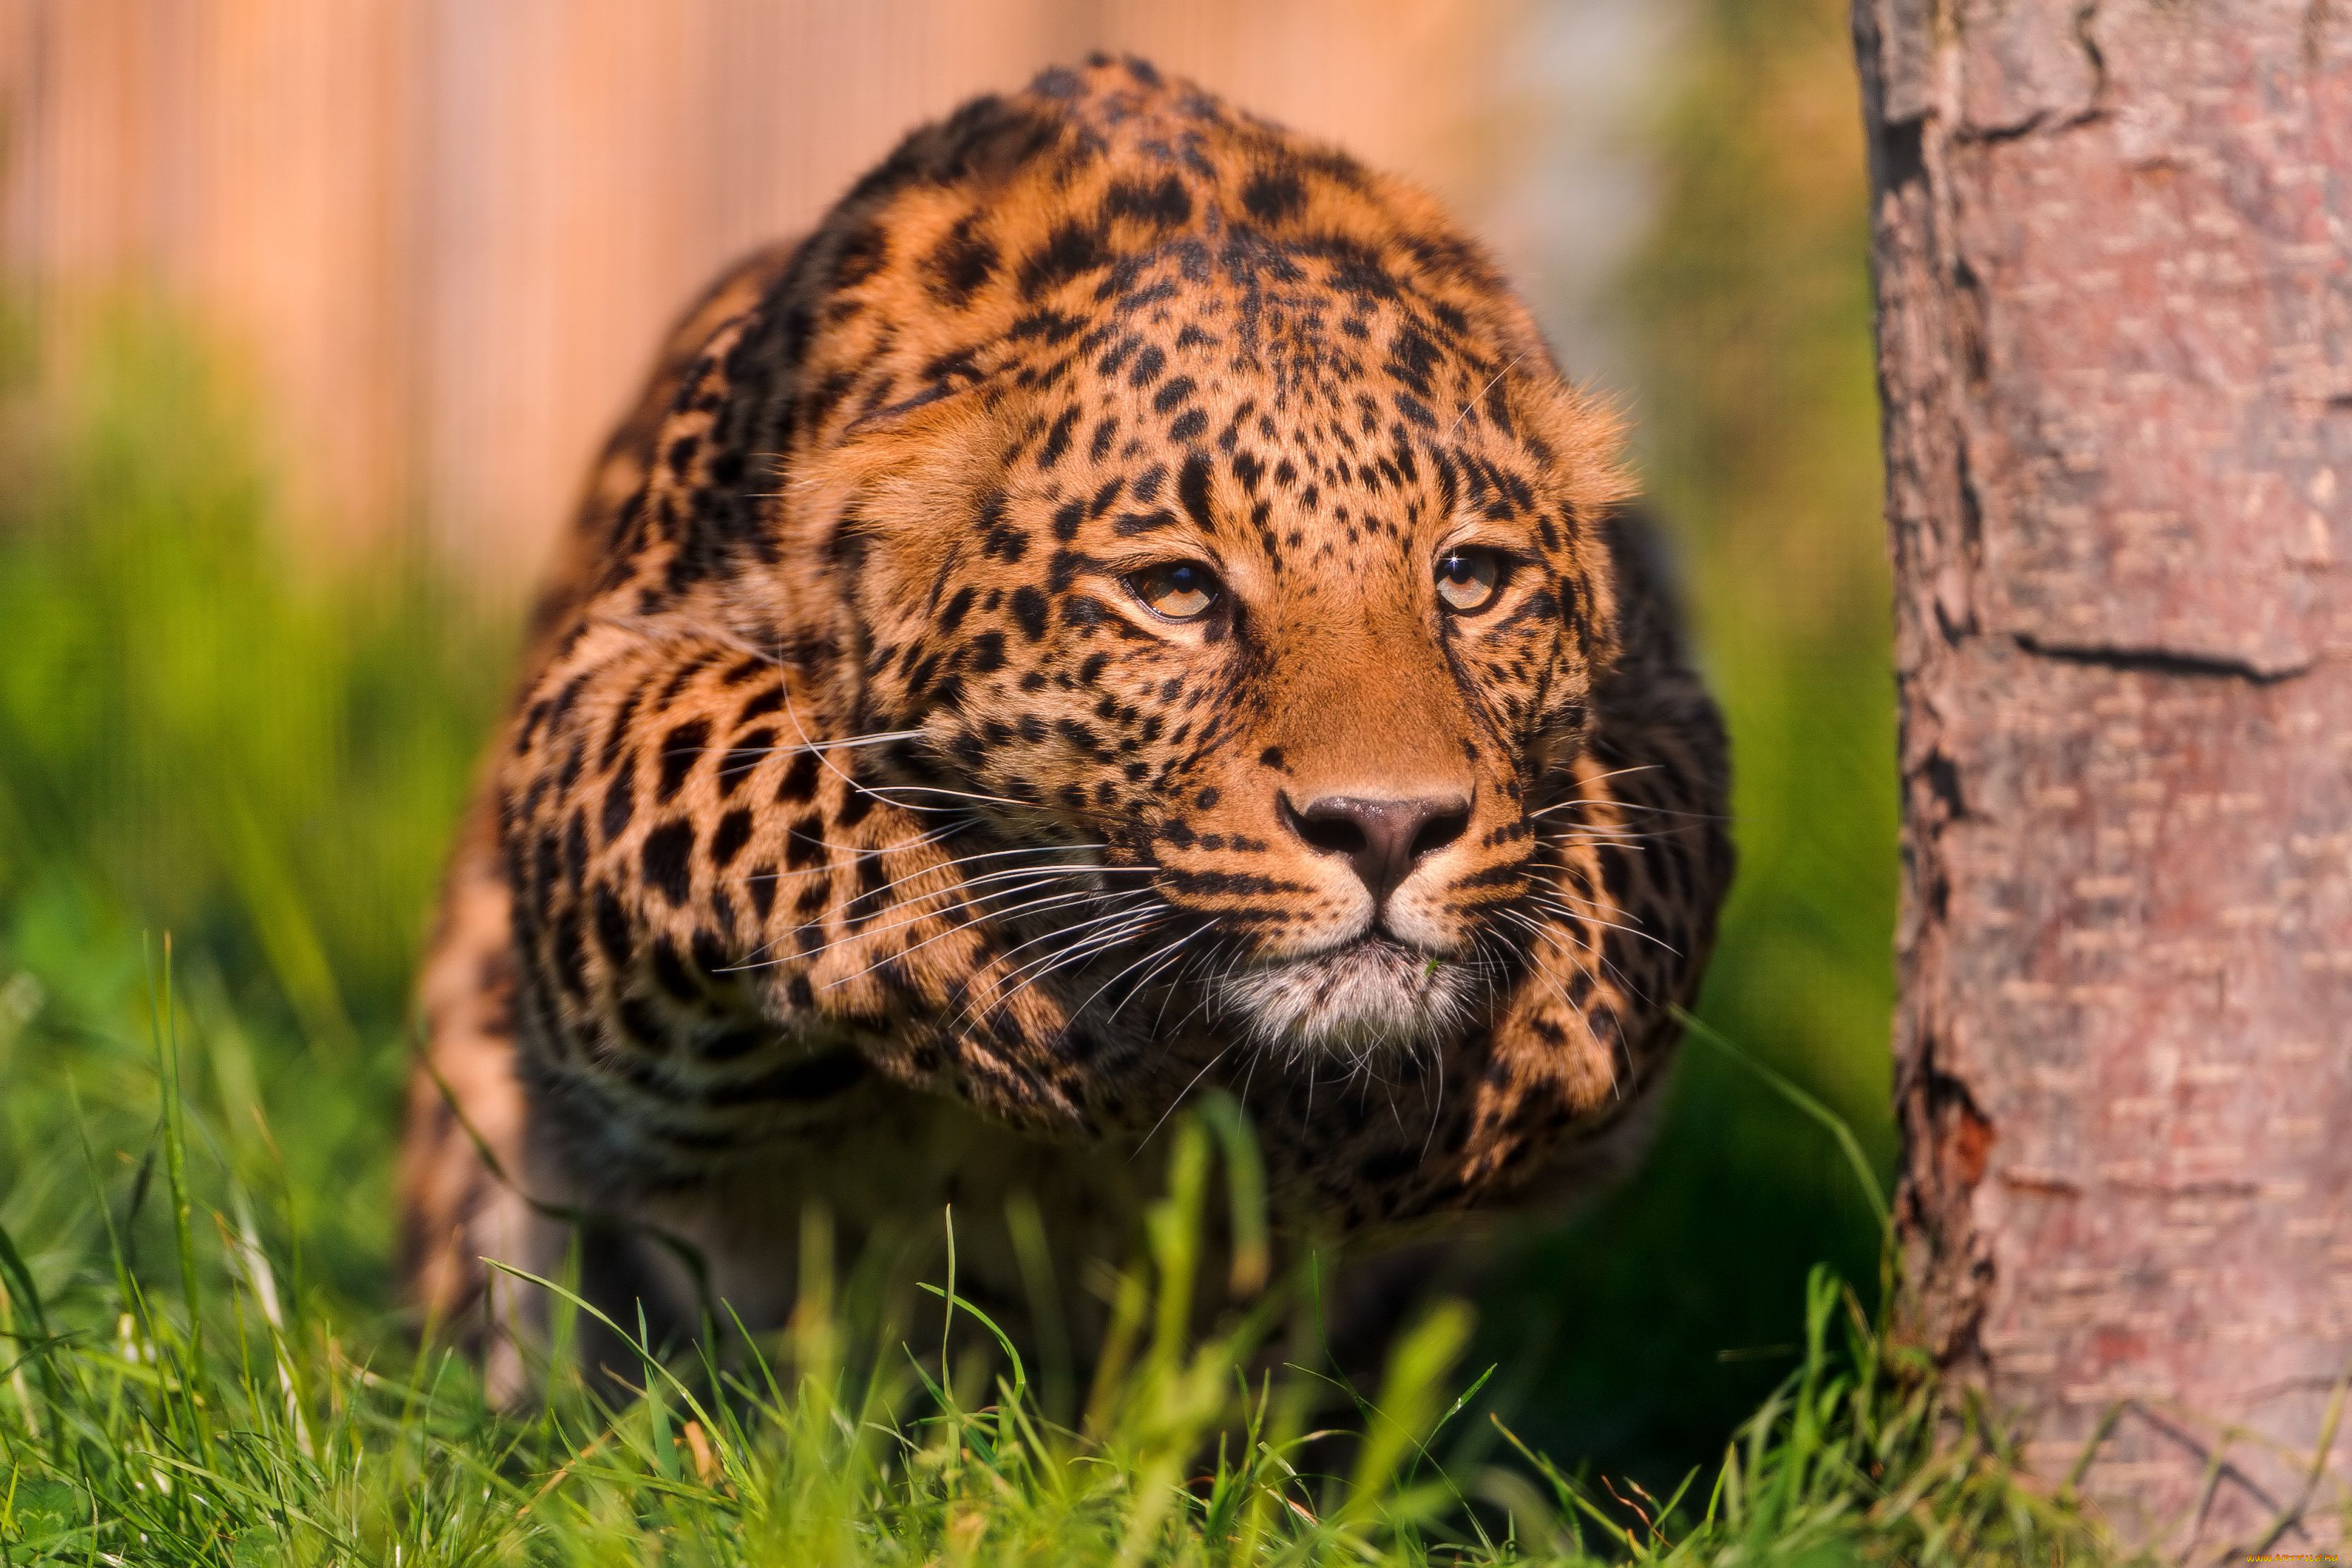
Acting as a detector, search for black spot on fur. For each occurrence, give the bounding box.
[1177,452,1215,530]
[651,937,700,1001]
[733,1050,867,1105]
[710,808,754,871]
[1241,169,1305,223]
[831,222,888,288]
[1011,586,1050,641]
[784,817,827,872]
[736,685,784,725]
[592,883,633,966]
[1018,221,1108,299]
[746,864,779,922]
[1037,406,1081,469]
[719,728,772,798]
[562,811,588,890]
[655,719,709,804]
[976,489,1030,562]
[600,687,645,770]
[1103,173,1192,230]
[600,765,636,843]
[552,911,585,996]
[776,750,822,804]
[642,821,696,905]
[702,1027,764,1062]
[923,214,999,306]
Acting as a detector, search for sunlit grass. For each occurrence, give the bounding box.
[0,944,2121,1565]
[0,307,2133,1564]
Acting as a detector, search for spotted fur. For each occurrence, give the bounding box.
[397,57,1732,1386]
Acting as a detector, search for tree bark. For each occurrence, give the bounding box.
[1855,0,2352,1555]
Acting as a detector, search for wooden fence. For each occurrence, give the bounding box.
[0,0,1563,582]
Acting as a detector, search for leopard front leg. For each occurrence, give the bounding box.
[439,611,1168,1365]
[506,614,1150,1141]
[1456,642,1734,1203]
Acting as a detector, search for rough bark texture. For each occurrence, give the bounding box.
[1854,0,2352,1555]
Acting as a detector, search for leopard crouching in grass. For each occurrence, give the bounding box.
[397,55,1733,1397]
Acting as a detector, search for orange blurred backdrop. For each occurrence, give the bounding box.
[0,0,1667,582]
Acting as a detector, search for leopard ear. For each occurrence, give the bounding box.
[824,376,1006,510]
[841,379,963,438]
[836,356,1009,441]
[788,374,1012,611]
[817,370,1006,520]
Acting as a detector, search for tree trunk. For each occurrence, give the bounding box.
[1853,0,2352,1555]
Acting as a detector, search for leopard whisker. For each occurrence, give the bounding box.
[1501,905,1657,1020]
[1499,930,1648,1102]
[1521,892,1674,954]
[1556,799,1731,823]
[816,851,1148,926]
[776,678,925,819]
[1490,912,1608,1036]
[1131,1037,1238,1160]
[958,908,1165,1032]
[724,866,1051,968]
[822,888,1158,991]
[736,875,1135,972]
[1073,924,1204,1033]
[1422,1027,1449,1161]
[968,889,1163,977]
[1540,822,1666,847]
[1143,931,1223,1043]
[1444,349,1530,439]
[853,780,1056,814]
[979,889,1164,979]
[1524,762,1662,809]
[1150,938,1227,1040]
[879,889,1162,985]
[796,730,928,753]
[1103,929,1205,1035]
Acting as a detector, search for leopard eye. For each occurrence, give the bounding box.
[1434,546,1505,613]
[1126,560,1223,622]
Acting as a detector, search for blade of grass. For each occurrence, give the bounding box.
[1674,1004,1889,1232]
[145,933,212,1464]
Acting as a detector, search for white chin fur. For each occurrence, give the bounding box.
[1218,940,1477,1061]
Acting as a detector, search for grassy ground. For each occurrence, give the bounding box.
[0,319,2122,1568]
[0,4,2140,1557]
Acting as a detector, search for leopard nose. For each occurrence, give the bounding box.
[1279,792,1471,903]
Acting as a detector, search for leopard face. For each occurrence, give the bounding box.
[832,293,1621,1062]
[778,80,1628,1065]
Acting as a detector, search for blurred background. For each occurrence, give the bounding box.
[0,0,1892,1487]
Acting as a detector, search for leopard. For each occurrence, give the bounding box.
[396,54,1733,1397]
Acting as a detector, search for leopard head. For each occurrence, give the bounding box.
[772,61,1630,1062]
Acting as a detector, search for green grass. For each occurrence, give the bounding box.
[0,316,2131,1567]
[0,941,2114,1566]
